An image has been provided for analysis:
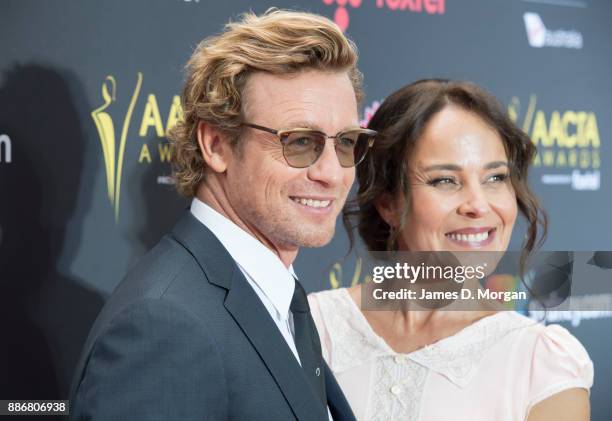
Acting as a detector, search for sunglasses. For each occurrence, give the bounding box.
[243,123,377,168]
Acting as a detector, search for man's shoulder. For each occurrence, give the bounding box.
[94,228,232,331]
[74,230,231,363]
[115,234,201,300]
[68,233,229,412]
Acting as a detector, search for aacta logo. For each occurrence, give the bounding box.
[523,12,583,49]
[0,134,11,164]
[508,95,601,191]
[91,73,183,221]
[323,0,445,31]
[329,257,366,289]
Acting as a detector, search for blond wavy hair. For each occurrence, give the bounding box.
[168,9,363,197]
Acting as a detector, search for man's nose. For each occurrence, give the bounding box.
[306,140,346,186]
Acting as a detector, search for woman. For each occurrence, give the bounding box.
[308,80,593,420]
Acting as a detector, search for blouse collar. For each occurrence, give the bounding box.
[317,288,533,388]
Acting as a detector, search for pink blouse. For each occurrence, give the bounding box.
[308,288,593,421]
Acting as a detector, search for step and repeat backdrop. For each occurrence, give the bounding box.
[1,0,611,418]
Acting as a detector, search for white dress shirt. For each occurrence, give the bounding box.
[190,199,334,420]
[190,197,301,362]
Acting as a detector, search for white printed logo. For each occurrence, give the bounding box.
[523,12,583,49]
[0,134,12,163]
[541,170,600,191]
[571,170,600,190]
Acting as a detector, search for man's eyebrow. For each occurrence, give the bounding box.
[280,120,326,132]
[422,161,509,172]
[281,120,360,133]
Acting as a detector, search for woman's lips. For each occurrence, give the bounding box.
[445,228,496,247]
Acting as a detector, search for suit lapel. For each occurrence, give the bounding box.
[171,212,327,421]
[225,271,327,421]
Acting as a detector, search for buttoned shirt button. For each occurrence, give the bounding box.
[394,355,405,364]
[390,385,402,395]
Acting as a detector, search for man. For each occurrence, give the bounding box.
[69,10,376,421]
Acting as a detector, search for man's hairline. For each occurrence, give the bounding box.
[240,67,358,123]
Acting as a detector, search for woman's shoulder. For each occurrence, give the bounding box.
[307,285,350,303]
[502,312,592,372]
[307,287,373,367]
[308,285,362,312]
[506,313,590,356]
[503,313,594,408]
[307,287,354,326]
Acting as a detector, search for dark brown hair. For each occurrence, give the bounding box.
[344,79,547,272]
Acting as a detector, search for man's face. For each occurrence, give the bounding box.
[222,70,358,256]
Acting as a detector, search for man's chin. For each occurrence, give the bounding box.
[296,228,336,248]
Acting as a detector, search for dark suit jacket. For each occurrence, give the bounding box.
[69,212,355,421]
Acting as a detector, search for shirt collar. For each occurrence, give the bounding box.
[316,289,533,388]
[190,197,296,320]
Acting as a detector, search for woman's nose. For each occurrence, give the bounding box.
[457,183,491,218]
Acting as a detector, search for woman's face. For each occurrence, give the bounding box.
[383,105,518,252]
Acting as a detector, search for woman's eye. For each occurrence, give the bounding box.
[487,173,509,183]
[428,177,458,187]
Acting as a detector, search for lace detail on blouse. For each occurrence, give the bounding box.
[309,288,594,421]
[311,288,537,420]
[371,356,427,421]
[314,286,388,373]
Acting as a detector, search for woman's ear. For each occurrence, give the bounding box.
[374,193,400,228]
[196,121,230,173]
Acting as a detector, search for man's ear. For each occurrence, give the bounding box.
[375,193,400,228]
[196,121,231,173]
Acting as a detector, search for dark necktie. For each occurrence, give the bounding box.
[290,279,327,406]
